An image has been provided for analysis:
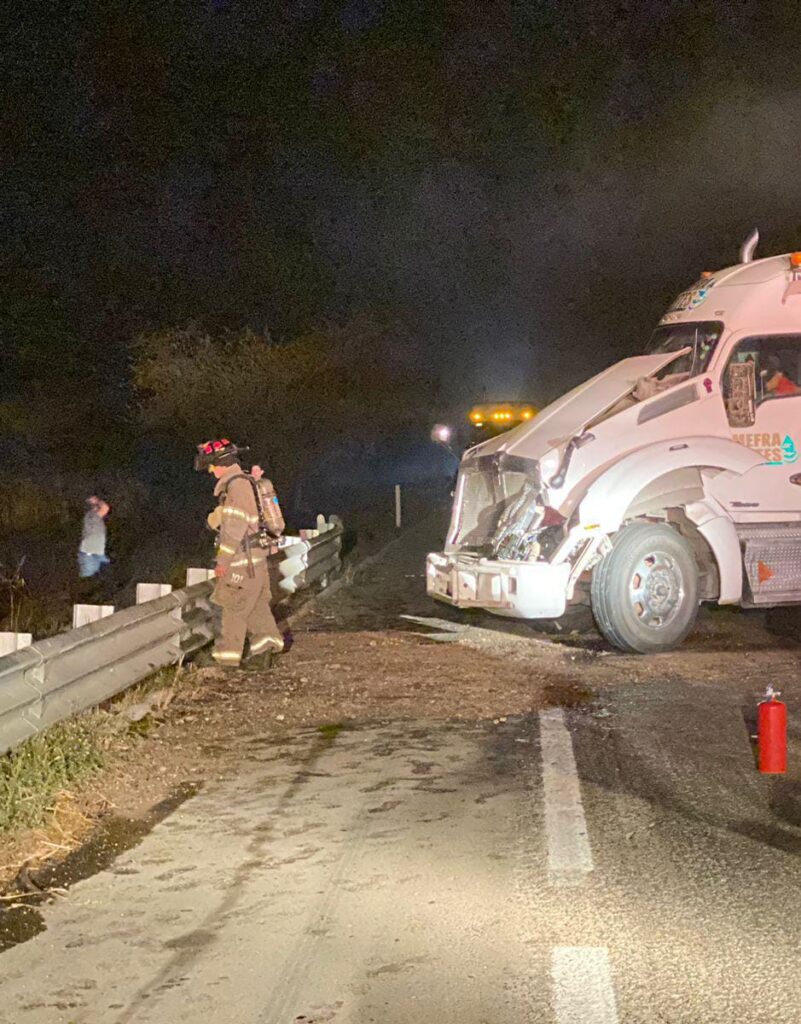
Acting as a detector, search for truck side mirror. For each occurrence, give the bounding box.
[726,361,756,428]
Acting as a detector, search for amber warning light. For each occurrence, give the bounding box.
[468,403,538,428]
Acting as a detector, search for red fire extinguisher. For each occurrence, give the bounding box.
[758,686,787,774]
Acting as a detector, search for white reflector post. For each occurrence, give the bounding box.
[72,605,115,629]
[135,583,173,604]
[0,632,33,657]
[186,568,215,586]
[395,484,402,530]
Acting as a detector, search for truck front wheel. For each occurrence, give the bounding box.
[591,522,699,654]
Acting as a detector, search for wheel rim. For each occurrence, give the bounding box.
[628,550,685,630]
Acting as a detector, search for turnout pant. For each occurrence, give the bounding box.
[211,560,283,667]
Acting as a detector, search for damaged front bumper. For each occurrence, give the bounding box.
[426,552,571,620]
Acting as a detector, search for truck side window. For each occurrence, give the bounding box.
[724,335,801,411]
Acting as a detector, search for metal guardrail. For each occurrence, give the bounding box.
[0,518,343,756]
[278,526,343,594]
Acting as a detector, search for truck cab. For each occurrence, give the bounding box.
[427,241,801,653]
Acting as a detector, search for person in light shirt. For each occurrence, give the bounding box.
[78,496,111,578]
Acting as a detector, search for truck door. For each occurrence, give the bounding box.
[719,333,801,516]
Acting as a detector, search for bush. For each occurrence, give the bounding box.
[0,480,70,534]
[132,314,436,493]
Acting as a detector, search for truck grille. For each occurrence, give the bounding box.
[447,453,540,552]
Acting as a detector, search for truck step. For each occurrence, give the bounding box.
[738,524,801,605]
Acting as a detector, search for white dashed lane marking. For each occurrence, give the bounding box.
[551,946,619,1024]
[540,708,594,885]
[541,712,619,1021]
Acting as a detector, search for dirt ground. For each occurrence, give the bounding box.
[2,601,799,892]
[1,509,799,902]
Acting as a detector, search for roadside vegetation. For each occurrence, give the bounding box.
[1,301,440,638]
[0,667,180,840]
[131,314,436,495]
[0,716,110,835]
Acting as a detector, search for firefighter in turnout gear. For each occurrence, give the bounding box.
[194,439,285,669]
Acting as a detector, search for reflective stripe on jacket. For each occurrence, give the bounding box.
[213,467,284,572]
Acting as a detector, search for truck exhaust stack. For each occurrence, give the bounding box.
[739,227,759,264]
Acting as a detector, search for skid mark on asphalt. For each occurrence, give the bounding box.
[258,807,369,1024]
[551,947,619,1024]
[540,709,594,886]
[108,733,340,1024]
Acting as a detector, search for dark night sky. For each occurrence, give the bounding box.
[4,0,801,409]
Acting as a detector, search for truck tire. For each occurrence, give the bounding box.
[591,522,699,654]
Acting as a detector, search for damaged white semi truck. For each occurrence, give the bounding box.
[427,234,801,653]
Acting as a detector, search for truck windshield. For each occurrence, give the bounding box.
[646,321,724,379]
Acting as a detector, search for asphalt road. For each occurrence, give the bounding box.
[3,517,801,1023]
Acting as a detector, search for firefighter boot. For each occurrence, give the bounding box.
[240,651,273,673]
[242,634,283,672]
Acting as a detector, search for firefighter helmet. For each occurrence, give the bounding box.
[193,438,249,471]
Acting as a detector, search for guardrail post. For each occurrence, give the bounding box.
[0,632,33,657]
[186,568,215,586]
[135,583,173,604]
[72,604,115,629]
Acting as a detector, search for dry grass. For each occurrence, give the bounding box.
[0,792,95,877]
[0,590,70,637]
[0,717,109,834]
[0,666,184,838]
[0,551,73,636]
